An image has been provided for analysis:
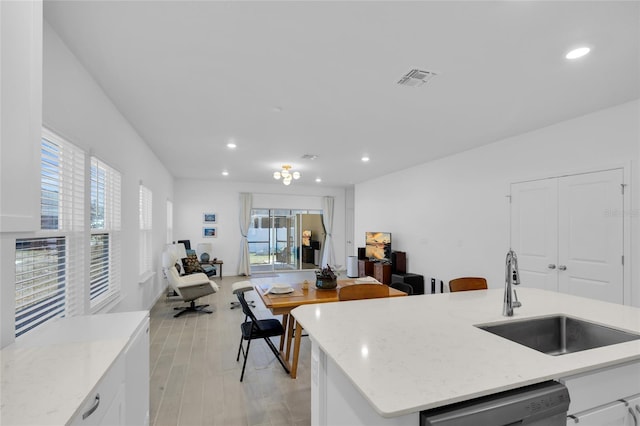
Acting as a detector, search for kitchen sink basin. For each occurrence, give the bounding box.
[476,315,640,356]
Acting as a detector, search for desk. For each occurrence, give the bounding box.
[200,259,223,277]
[256,279,407,378]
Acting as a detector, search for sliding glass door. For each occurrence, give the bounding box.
[248,209,323,273]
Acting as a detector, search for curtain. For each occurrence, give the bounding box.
[320,196,335,269]
[238,193,252,276]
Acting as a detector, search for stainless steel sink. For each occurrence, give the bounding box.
[476,315,640,356]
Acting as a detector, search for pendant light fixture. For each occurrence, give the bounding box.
[273,164,301,186]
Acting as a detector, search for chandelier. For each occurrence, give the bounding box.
[273,164,301,186]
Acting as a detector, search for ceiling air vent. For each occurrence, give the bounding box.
[301,154,319,160]
[397,69,438,87]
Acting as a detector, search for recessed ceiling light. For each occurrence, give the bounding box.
[222,171,229,176]
[226,142,237,149]
[565,47,591,60]
[315,178,322,183]
[361,156,370,162]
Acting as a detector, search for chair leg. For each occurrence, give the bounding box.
[231,300,255,309]
[264,336,290,374]
[239,338,252,382]
[173,300,212,317]
[236,336,244,362]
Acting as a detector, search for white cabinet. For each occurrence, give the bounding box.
[0,0,42,232]
[1,311,149,425]
[562,362,640,426]
[124,315,150,425]
[70,315,149,425]
[70,356,125,426]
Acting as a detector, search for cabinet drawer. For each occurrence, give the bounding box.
[70,355,125,425]
[560,361,640,415]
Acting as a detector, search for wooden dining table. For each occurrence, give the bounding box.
[255,279,407,378]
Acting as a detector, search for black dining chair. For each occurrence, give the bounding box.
[234,283,290,382]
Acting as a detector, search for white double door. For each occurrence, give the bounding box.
[510,169,624,304]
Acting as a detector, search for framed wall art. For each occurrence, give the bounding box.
[203,227,217,238]
[203,213,217,223]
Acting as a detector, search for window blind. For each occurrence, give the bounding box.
[90,157,121,310]
[15,131,85,337]
[139,184,153,277]
[166,200,173,245]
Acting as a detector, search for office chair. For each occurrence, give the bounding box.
[233,281,289,382]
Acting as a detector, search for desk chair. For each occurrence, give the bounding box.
[449,277,488,292]
[233,281,289,382]
[338,283,389,301]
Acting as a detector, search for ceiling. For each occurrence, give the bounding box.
[43,1,640,187]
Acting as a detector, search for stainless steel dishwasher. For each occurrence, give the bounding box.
[420,381,570,426]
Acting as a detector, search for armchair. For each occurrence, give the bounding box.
[163,247,219,317]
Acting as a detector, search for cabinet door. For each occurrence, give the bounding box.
[510,168,625,303]
[124,317,150,425]
[623,394,640,426]
[558,169,624,304]
[510,178,558,292]
[569,401,628,426]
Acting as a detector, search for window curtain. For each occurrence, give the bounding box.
[238,193,252,276]
[320,196,335,269]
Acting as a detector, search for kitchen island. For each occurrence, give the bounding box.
[291,288,640,425]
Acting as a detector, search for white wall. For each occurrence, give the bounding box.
[355,100,640,306]
[42,22,173,313]
[174,180,347,275]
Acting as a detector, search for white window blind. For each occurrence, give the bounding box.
[90,157,121,310]
[139,184,153,277]
[166,200,173,244]
[15,131,85,337]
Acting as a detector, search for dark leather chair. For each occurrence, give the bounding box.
[390,281,414,295]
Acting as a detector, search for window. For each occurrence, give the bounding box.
[166,200,173,244]
[139,184,153,278]
[15,130,85,337]
[89,157,121,310]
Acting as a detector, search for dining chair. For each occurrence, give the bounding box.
[338,283,390,301]
[233,281,290,382]
[449,277,488,292]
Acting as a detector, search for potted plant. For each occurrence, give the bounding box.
[315,265,338,289]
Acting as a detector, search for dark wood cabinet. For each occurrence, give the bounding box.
[374,262,392,284]
[358,260,374,277]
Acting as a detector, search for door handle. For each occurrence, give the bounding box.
[548,264,556,269]
[558,265,567,271]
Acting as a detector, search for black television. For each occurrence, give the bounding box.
[365,232,391,262]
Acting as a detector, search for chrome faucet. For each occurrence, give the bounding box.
[503,249,522,316]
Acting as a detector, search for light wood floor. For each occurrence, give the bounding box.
[149,272,315,426]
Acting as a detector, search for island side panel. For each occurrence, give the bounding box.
[311,338,418,426]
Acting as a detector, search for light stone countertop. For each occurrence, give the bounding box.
[0,311,148,425]
[292,288,640,418]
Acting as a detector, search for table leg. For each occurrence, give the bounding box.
[285,315,295,360]
[280,314,289,352]
[291,321,303,379]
